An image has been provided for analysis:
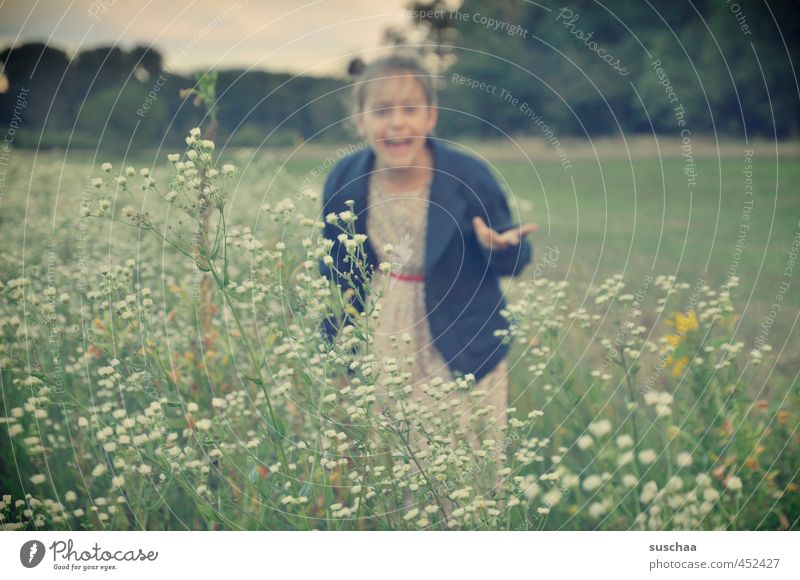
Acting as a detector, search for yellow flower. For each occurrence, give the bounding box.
[663,310,698,375]
[665,310,699,349]
[671,356,689,377]
[667,309,699,334]
[665,334,683,349]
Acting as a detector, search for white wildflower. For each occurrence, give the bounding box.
[588,502,606,518]
[622,474,638,488]
[726,476,742,491]
[588,419,612,438]
[403,508,419,521]
[676,452,692,467]
[615,434,633,448]
[576,435,594,450]
[582,474,603,492]
[638,449,658,464]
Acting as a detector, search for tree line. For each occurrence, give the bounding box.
[1,0,797,151]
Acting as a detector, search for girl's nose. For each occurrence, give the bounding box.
[389,107,404,127]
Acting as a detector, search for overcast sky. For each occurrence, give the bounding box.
[0,0,443,77]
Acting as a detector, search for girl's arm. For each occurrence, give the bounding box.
[471,163,535,277]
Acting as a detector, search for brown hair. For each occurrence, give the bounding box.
[349,50,438,118]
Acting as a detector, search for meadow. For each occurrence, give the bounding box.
[0,133,797,530]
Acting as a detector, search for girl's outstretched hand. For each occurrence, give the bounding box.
[472,216,538,250]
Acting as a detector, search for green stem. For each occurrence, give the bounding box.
[399,430,447,527]
[619,351,646,513]
[208,264,299,500]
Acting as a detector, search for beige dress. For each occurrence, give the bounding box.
[364,173,508,456]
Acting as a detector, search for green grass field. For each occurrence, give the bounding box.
[5,138,798,384]
[2,136,798,530]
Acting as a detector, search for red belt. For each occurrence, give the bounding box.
[390,271,424,282]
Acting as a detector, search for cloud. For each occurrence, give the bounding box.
[1,0,415,75]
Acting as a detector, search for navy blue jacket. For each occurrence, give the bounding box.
[318,137,533,382]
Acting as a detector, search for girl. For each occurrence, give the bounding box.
[320,51,536,456]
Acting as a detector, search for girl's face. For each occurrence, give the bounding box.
[355,73,438,173]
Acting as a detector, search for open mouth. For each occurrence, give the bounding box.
[383,137,414,155]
